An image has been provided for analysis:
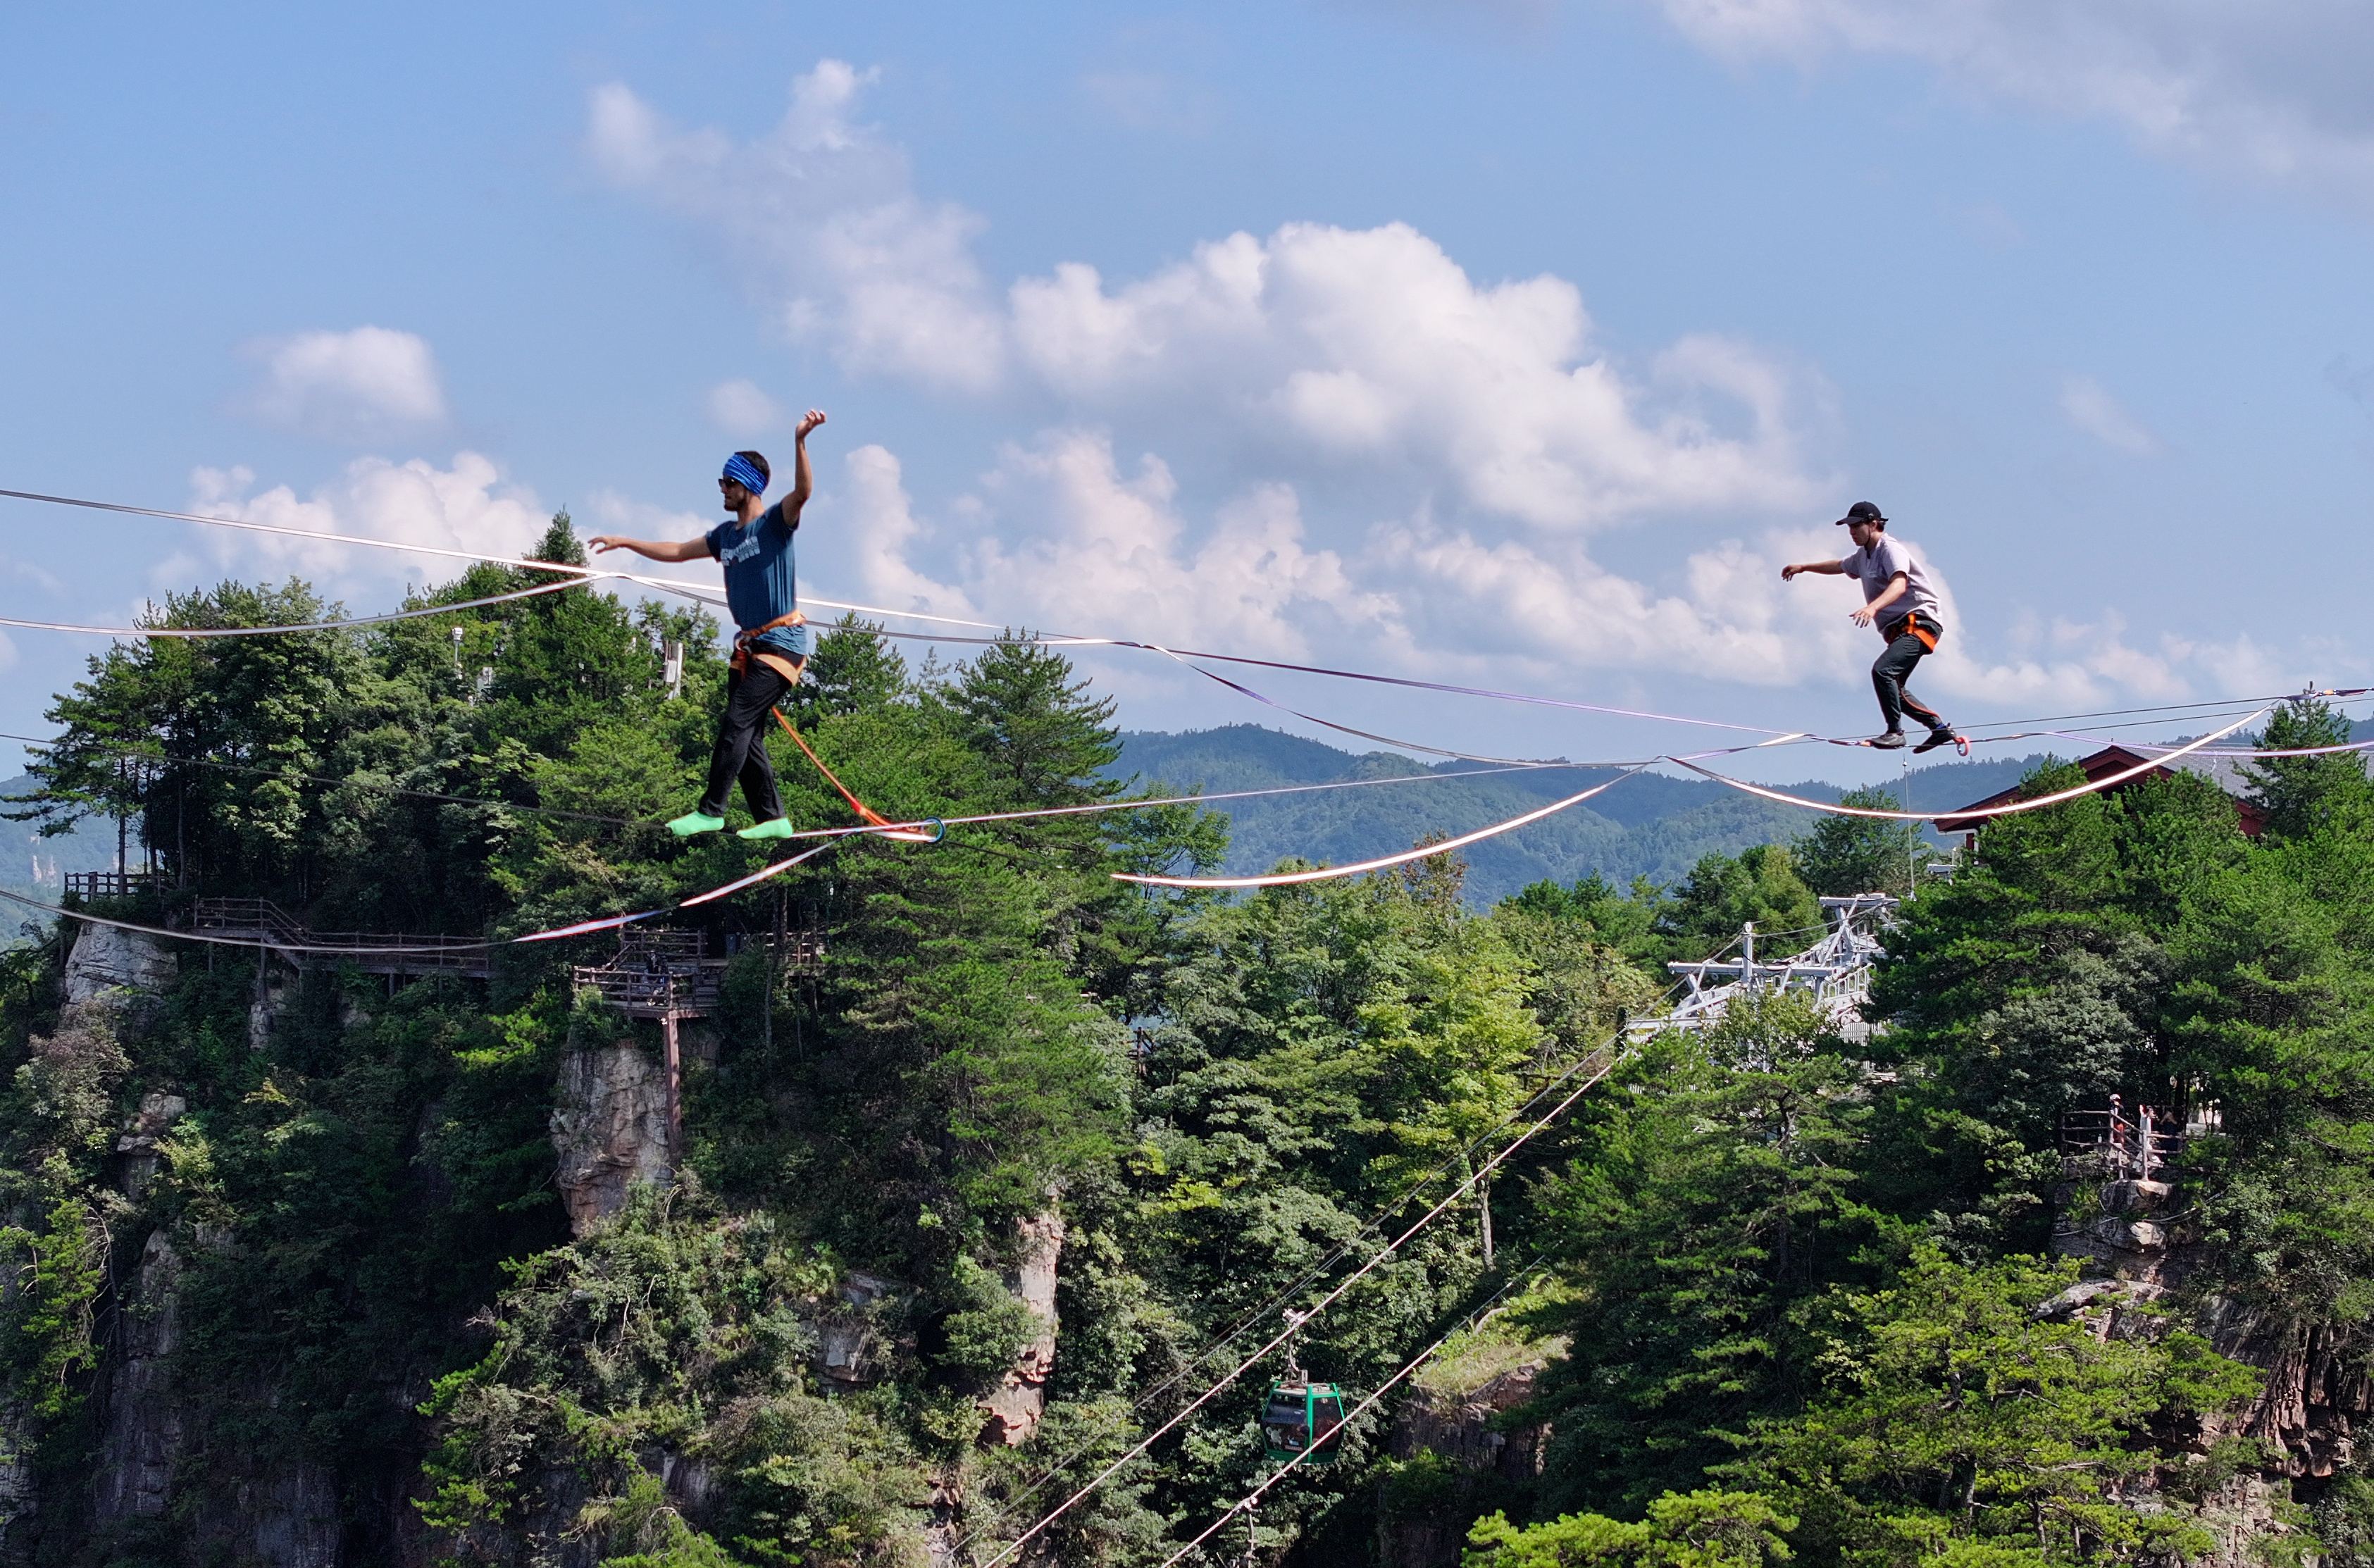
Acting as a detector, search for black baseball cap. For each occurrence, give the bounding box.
[1833,501,1887,526]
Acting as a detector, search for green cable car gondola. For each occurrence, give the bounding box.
[1260,1375,1348,1464]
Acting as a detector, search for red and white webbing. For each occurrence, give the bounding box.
[1672,707,2270,821]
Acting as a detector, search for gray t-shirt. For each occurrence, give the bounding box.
[1840,536,1941,637]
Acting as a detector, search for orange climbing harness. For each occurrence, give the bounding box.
[731,611,809,683]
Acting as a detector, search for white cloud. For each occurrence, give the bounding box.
[2058,374,2160,454]
[1643,0,2374,202]
[848,432,1396,659]
[1009,223,1825,530]
[587,64,1005,391]
[242,327,447,442]
[591,59,2344,721]
[185,453,549,585]
[706,378,785,436]
[840,445,981,622]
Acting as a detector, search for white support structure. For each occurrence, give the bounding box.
[1645,893,1896,1041]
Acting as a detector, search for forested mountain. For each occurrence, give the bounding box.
[0,777,124,904]
[1115,726,2044,903]
[3,522,2371,1568]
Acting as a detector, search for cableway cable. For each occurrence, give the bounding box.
[976,1034,1634,1567]
[9,484,2366,757]
[0,573,604,638]
[1157,1260,1549,1568]
[950,931,1753,1555]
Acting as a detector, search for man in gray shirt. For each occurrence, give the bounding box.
[1781,501,1959,752]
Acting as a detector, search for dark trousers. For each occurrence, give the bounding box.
[1872,623,1946,733]
[700,663,795,820]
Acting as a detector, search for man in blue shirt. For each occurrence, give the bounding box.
[589,408,826,838]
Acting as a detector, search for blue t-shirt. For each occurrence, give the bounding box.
[705,502,808,659]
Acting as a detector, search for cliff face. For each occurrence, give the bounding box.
[550,1038,672,1235]
[2048,1166,2359,1568]
[1376,1333,1562,1568]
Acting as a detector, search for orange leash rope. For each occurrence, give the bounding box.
[769,707,940,843]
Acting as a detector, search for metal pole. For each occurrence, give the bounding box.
[1742,922,1755,993]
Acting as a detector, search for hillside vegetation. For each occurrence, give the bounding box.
[1,523,2369,1568]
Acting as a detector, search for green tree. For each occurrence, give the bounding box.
[1524,995,1897,1512]
[1734,1249,2258,1568]
[1466,1488,1796,1568]
[1792,788,1925,899]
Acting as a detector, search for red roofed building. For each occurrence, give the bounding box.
[1935,744,2268,845]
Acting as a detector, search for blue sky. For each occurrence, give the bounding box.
[4,1,2372,784]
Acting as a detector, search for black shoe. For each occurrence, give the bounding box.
[1866,730,1907,749]
[1913,727,1958,754]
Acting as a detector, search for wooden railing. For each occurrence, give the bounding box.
[63,870,156,900]
[191,897,492,977]
[572,931,727,1018]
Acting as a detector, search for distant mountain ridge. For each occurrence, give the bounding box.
[0,773,125,909]
[1112,726,2059,904]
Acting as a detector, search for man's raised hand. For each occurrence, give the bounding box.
[797,408,828,438]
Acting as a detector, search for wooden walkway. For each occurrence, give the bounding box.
[191,897,494,978]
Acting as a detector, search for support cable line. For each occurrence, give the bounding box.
[6,485,2366,757]
[1670,707,2270,823]
[1156,1263,1548,1568]
[0,573,604,639]
[950,930,1753,1557]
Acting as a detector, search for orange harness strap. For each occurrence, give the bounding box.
[1884,611,1941,652]
[731,611,808,683]
[768,705,896,829]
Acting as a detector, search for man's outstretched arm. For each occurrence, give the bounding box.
[783,408,826,523]
[586,535,711,563]
[1779,558,1847,580]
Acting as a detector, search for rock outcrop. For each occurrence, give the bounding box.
[2054,1166,2373,1486]
[552,1040,671,1235]
[1379,1338,1561,1568]
[61,926,173,1008]
[977,1212,1063,1446]
[818,1271,899,1388]
[115,1090,187,1202]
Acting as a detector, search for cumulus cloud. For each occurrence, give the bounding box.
[1009,224,1825,529]
[588,63,1005,391]
[242,327,447,442]
[592,71,1825,533]
[185,452,549,585]
[845,433,1396,659]
[591,59,2328,718]
[2058,374,2160,454]
[1643,0,2374,202]
[706,378,785,436]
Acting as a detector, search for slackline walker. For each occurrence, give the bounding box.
[1782,499,1966,754]
[582,412,931,845]
[587,414,827,840]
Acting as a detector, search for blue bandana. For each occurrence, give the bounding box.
[721,454,769,496]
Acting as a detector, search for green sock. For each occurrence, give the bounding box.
[667,811,726,837]
[737,816,797,841]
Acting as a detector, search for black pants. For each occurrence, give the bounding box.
[699,663,795,821]
[1872,621,1946,733]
